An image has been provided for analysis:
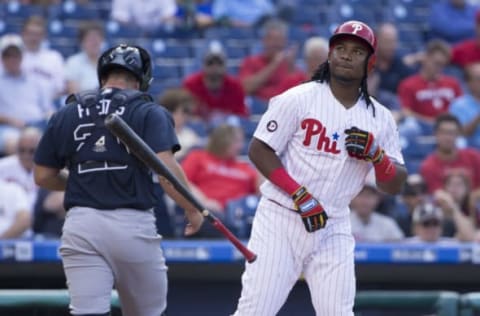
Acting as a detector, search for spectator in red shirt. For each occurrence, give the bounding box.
[398,39,462,125]
[181,124,260,214]
[238,18,305,101]
[420,113,480,193]
[451,10,480,68]
[183,43,248,122]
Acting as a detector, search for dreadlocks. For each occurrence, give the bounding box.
[310,59,376,116]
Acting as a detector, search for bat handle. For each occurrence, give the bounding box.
[203,210,257,263]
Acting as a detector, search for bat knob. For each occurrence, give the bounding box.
[247,254,257,263]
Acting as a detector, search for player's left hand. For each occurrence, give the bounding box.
[344,126,384,163]
[184,211,204,236]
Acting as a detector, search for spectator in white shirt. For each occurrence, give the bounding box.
[350,180,405,242]
[65,21,105,94]
[0,179,31,239]
[111,0,177,35]
[21,15,65,102]
[0,127,42,210]
[0,34,51,155]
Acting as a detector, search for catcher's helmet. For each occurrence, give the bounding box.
[329,20,376,72]
[97,44,152,92]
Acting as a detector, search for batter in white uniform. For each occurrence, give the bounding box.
[233,20,407,316]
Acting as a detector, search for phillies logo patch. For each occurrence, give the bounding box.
[301,118,340,154]
[351,23,363,34]
[266,120,278,132]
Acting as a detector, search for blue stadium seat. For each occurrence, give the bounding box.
[57,1,100,22]
[148,79,182,98]
[152,64,182,81]
[330,3,379,25]
[48,19,78,39]
[224,195,259,239]
[227,64,240,75]
[204,27,257,41]
[383,2,428,25]
[146,40,193,59]
[291,9,325,27]
[405,158,423,174]
[105,20,143,40]
[401,135,436,160]
[246,97,268,116]
[224,42,249,59]
[5,2,44,22]
[162,44,193,59]
[397,27,423,45]
[238,117,258,139]
[388,0,431,10]
[184,120,209,138]
[0,20,22,36]
[48,40,78,59]
[288,26,314,45]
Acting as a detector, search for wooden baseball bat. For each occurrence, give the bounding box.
[104,113,257,263]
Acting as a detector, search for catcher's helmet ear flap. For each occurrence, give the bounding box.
[329,20,377,73]
[97,44,153,92]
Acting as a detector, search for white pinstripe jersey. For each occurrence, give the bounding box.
[254,81,404,218]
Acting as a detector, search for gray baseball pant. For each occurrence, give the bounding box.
[60,206,168,316]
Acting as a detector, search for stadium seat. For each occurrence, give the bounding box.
[238,117,258,139]
[388,0,431,10]
[288,26,314,45]
[204,27,257,41]
[152,64,182,81]
[224,42,249,59]
[246,97,268,116]
[5,2,44,23]
[185,120,209,138]
[57,0,100,22]
[149,78,182,97]
[48,40,78,59]
[0,20,22,36]
[401,135,436,173]
[291,9,325,27]
[227,64,240,75]
[48,19,78,39]
[146,40,193,60]
[224,195,259,238]
[384,2,429,25]
[105,20,143,40]
[163,44,193,59]
[328,1,381,27]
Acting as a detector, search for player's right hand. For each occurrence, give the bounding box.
[291,186,328,232]
[184,211,204,236]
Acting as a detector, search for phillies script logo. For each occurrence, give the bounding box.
[301,118,340,154]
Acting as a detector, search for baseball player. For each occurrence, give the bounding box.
[33,44,204,316]
[233,20,407,316]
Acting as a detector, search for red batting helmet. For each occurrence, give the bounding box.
[329,20,377,72]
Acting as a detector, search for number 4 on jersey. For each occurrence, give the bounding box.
[93,135,106,152]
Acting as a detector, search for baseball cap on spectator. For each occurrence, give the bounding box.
[412,202,443,225]
[402,174,427,196]
[0,34,24,56]
[204,40,226,65]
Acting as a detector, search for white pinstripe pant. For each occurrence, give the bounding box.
[233,198,355,316]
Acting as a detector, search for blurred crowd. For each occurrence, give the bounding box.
[2,0,480,244]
